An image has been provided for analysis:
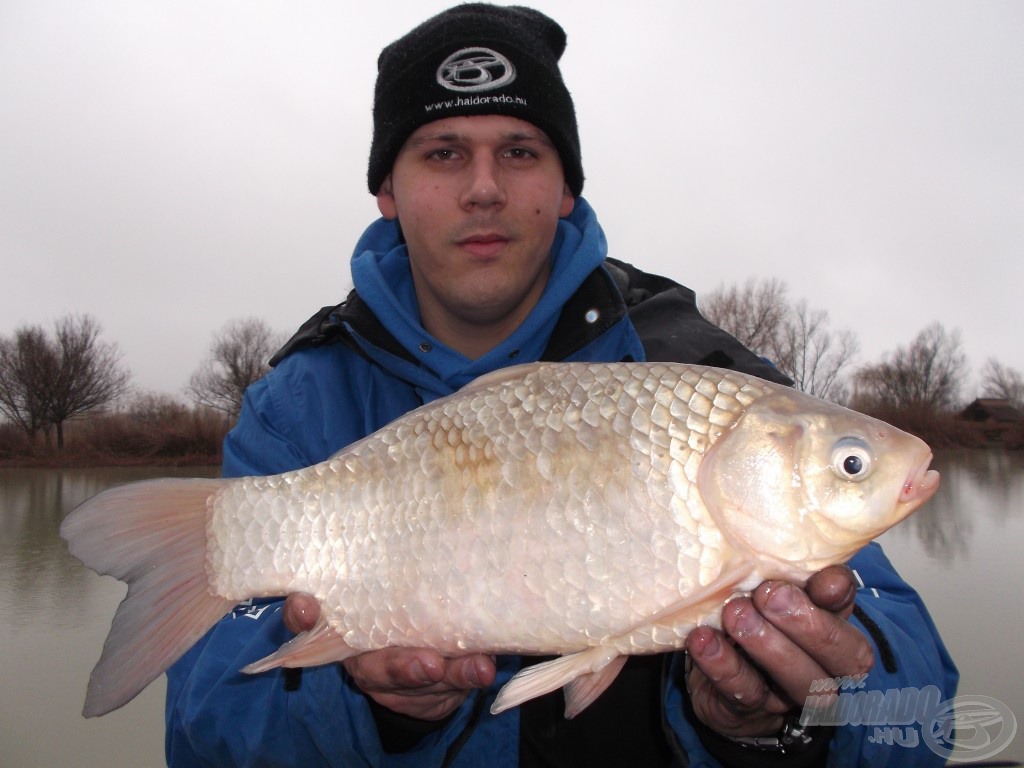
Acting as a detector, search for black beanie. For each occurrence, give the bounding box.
[368,3,583,196]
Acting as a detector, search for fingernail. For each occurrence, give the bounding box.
[696,632,721,659]
[466,659,482,687]
[409,659,431,684]
[765,583,796,617]
[732,605,764,638]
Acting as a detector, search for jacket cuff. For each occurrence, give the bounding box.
[692,715,834,768]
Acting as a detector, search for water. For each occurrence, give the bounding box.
[0,454,1021,766]
[0,466,218,768]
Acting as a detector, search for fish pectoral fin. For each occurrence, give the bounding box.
[241,617,357,674]
[487,565,760,718]
[623,561,759,637]
[490,646,624,717]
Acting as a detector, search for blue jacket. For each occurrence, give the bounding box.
[166,199,958,767]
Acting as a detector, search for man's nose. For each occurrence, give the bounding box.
[460,155,506,210]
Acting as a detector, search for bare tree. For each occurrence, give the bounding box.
[0,326,60,443]
[0,315,130,449]
[855,323,967,412]
[772,301,859,402]
[50,316,131,449]
[702,280,858,401]
[701,277,789,355]
[979,358,1023,409]
[187,318,283,419]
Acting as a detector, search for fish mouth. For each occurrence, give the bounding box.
[899,453,940,506]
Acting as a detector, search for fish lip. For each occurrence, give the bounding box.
[900,453,940,505]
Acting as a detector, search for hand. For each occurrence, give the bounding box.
[282,593,497,721]
[683,565,872,738]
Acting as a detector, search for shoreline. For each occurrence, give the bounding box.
[0,454,222,470]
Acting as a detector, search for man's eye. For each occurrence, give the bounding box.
[504,148,535,160]
[428,149,458,161]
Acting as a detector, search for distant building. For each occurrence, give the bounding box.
[959,398,1023,445]
[960,398,1023,424]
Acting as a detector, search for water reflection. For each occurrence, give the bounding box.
[0,466,220,768]
[0,467,219,631]
[1,470,105,629]
[2,457,1021,766]
[883,449,1024,562]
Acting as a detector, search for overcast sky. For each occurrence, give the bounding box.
[2,1,1021,400]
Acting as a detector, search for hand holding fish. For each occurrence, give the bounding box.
[685,564,871,738]
[345,647,497,721]
[284,592,496,721]
[288,564,868,734]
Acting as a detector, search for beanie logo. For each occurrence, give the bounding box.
[436,48,516,93]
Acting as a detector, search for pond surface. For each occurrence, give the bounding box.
[0,452,1020,765]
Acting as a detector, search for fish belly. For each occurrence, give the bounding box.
[206,362,771,655]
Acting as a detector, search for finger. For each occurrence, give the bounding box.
[805,565,858,618]
[343,649,495,695]
[686,625,790,735]
[282,592,320,634]
[756,580,873,678]
[731,582,872,704]
[720,593,834,706]
[443,654,497,691]
[344,647,449,693]
[343,649,486,722]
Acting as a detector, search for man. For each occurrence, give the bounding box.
[166,5,957,766]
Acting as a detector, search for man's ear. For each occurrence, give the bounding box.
[560,183,575,218]
[376,175,398,220]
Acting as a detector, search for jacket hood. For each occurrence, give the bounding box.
[349,198,609,392]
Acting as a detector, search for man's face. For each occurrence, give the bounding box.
[376,114,574,356]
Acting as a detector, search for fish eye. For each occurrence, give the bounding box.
[831,437,874,482]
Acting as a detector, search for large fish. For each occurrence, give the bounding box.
[61,361,938,719]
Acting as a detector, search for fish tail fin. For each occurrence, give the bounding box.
[60,478,235,717]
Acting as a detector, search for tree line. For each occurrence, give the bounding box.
[0,316,282,460]
[700,278,1023,444]
[1,291,1022,459]
[0,315,130,450]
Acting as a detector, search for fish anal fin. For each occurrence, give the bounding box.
[242,617,357,673]
[563,655,628,719]
[490,646,622,716]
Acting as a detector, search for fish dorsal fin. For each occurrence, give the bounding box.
[241,616,358,673]
[458,362,549,394]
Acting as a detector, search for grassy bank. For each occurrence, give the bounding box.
[859,406,1023,451]
[0,406,229,468]
[3,400,1020,470]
